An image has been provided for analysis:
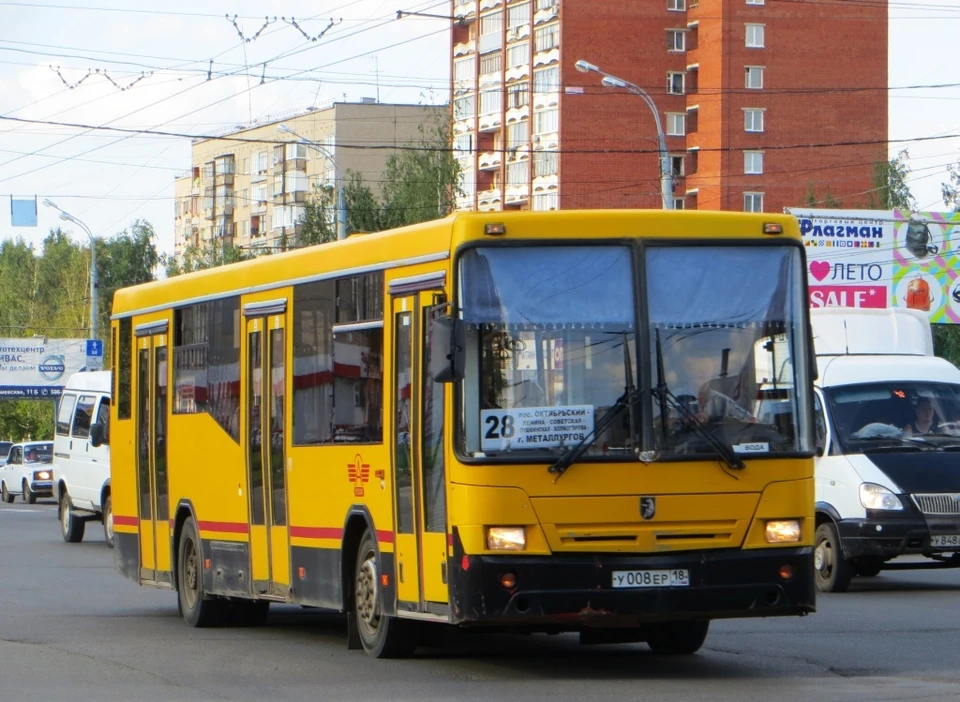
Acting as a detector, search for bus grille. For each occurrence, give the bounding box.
[912,494,960,515]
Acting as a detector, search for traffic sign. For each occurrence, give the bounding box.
[86,339,104,357]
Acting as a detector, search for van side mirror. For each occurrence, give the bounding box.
[90,423,105,448]
[430,315,465,383]
[815,444,825,458]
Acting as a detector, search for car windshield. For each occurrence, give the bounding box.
[459,246,637,458]
[647,245,813,458]
[826,382,960,452]
[24,444,53,463]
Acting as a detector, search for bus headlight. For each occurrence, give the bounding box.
[859,483,903,511]
[486,527,526,551]
[765,520,802,543]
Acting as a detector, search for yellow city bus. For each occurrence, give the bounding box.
[110,210,816,658]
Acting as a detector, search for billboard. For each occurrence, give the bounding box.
[0,338,94,398]
[787,209,960,324]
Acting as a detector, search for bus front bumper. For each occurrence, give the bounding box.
[449,546,814,628]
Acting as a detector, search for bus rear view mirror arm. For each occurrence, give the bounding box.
[432,316,466,383]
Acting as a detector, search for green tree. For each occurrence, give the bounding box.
[943,160,960,212]
[163,239,249,277]
[97,219,160,333]
[805,183,842,208]
[295,184,339,246]
[868,149,916,210]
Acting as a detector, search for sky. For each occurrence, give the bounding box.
[0,0,957,259]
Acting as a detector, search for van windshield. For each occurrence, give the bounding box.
[826,382,960,451]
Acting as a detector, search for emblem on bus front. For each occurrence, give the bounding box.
[640,497,656,520]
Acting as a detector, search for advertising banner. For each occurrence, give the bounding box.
[0,338,93,398]
[787,209,960,324]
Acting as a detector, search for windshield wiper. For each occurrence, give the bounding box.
[548,388,639,481]
[549,332,639,481]
[654,329,745,471]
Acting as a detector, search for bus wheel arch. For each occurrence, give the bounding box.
[172,501,199,600]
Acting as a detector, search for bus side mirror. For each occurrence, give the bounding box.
[90,423,105,448]
[431,316,465,383]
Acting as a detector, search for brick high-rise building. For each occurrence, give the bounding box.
[450,0,887,213]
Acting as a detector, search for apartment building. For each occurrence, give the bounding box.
[450,0,887,213]
[174,101,447,258]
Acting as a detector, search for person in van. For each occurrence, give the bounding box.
[903,396,940,436]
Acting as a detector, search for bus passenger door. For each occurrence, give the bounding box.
[135,322,171,584]
[244,304,290,597]
[391,290,449,612]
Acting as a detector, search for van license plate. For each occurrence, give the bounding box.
[931,534,960,548]
[612,569,689,589]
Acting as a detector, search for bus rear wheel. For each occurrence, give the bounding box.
[646,620,710,655]
[177,517,225,627]
[352,529,415,658]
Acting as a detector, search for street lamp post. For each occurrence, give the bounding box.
[42,199,98,340]
[575,60,674,210]
[278,124,347,241]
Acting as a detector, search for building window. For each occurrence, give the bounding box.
[534,150,558,176]
[533,192,558,211]
[507,42,529,68]
[533,65,559,93]
[454,133,473,156]
[668,0,685,9]
[507,81,530,108]
[534,108,559,134]
[745,24,765,48]
[252,183,267,203]
[534,22,559,52]
[454,56,475,89]
[673,198,685,210]
[506,119,530,149]
[172,298,241,441]
[744,192,764,212]
[479,11,504,53]
[745,66,764,89]
[688,148,699,174]
[667,72,685,95]
[480,52,502,75]
[671,155,685,178]
[255,151,268,173]
[454,93,475,120]
[285,143,309,160]
[744,151,764,174]
[507,1,531,32]
[506,160,527,186]
[744,108,765,132]
[667,29,686,52]
[479,89,502,115]
[666,113,686,136]
[686,107,698,133]
[746,0,765,4]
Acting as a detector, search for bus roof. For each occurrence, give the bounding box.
[113,210,800,319]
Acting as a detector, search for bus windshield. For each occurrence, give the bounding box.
[648,245,812,459]
[459,245,637,458]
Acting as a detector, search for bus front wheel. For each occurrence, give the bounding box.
[352,529,415,658]
[646,620,710,655]
[177,518,225,627]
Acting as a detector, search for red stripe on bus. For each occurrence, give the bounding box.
[447,533,453,548]
[197,521,249,534]
[290,526,343,540]
[376,530,395,544]
[113,515,138,527]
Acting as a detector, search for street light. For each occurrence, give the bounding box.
[42,199,98,341]
[575,60,674,209]
[278,124,347,241]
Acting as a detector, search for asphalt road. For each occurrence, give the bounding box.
[3,500,960,702]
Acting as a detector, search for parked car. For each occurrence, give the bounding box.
[52,371,112,545]
[0,441,13,467]
[0,441,54,504]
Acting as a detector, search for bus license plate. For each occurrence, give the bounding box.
[931,534,960,549]
[612,569,689,589]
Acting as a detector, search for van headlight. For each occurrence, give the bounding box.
[486,527,526,551]
[860,483,903,511]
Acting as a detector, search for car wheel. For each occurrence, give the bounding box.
[177,517,226,627]
[352,529,416,658]
[646,620,710,655]
[60,492,85,543]
[814,522,853,592]
[102,495,114,548]
[1,482,12,504]
[23,480,35,505]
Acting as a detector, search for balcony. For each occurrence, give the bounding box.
[532,174,558,192]
[284,158,307,172]
[478,112,502,132]
[477,151,502,171]
[505,106,530,125]
[454,39,476,57]
[505,63,530,82]
[533,132,559,151]
[478,187,502,209]
[453,0,476,21]
[479,0,501,10]
[534,3,559,25]
[533,47,559,68]
[506,24,531,42]
[505,183,530,204]
[214,172,234,186]
[533,91,560,110]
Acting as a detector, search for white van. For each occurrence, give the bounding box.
[811,308,960,592]
[52,370,112,546]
